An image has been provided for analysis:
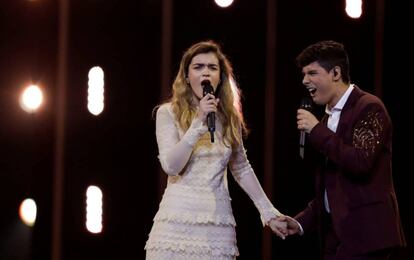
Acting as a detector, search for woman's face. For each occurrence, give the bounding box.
[187,52,221,100]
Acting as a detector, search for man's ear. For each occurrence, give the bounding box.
[333,66,340,77]
[332,66,341,80]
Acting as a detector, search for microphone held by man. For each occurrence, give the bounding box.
[298,97,313,159]
[201,79,216,142]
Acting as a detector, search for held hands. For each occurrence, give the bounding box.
[268,216,288,240]
[268,215,302,239]
[198,93,219,122]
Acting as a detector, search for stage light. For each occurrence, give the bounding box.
[19,198,37,227]
[20,85,44,113]
[86,185,103,234]
[87,66,105,116]
[215,0,234,8]
[346,0,362,18]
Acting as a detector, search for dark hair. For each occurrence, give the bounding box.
[296,40,350,84]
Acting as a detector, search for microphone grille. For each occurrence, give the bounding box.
[300,97,313,111]
[201,79,211,87]
[202,80,214,96]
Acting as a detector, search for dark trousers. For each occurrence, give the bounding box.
[322,214,393,260]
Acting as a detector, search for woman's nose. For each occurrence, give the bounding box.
[202,68,211,75]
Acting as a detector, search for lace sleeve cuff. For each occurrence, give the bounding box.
[253,197,282,227]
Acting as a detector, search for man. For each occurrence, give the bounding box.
[280,40,406,259]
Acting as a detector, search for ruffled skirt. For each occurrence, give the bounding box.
[145,220,238,259]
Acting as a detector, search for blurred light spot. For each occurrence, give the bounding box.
[215,0,233,8]
[87,66,105,116]
[19,198,37,227]
[86,185,103,234]
[20,85,43,113]
[346,0,362,18]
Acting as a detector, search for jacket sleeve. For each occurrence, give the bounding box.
[309,101,391,177]
[295,199,319,234]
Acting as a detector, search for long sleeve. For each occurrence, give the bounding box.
[310,101,391,176]
[156,104,208,176]
[295,199,318,234]
[229,139,281,226]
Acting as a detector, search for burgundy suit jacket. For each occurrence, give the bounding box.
[295,86,406,255]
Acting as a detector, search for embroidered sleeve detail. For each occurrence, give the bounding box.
[352,111,383,156]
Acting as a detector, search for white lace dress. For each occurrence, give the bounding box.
[145,103,280,260]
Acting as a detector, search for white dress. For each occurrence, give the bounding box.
[145,103,280,260]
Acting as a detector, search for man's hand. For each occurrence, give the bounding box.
[277,215,302,235]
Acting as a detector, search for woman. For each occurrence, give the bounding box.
[145,40,286,259]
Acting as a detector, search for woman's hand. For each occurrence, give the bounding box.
[268,216,288,240]
[198,93,219,122]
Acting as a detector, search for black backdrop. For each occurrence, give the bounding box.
[0,0,411,259]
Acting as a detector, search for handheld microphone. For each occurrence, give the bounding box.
[299,97,313,159]
[201,80,215,143]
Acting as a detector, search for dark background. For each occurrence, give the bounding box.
[0,0,411,259]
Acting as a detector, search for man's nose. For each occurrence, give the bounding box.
[302,75,309,85]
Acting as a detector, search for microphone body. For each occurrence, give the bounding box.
[299,131,306,158]
[299,97,313,159]
[201,80,215,142]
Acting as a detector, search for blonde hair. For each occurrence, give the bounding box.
[158,40,248,148]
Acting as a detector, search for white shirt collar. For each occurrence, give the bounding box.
[325,84,354,115]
